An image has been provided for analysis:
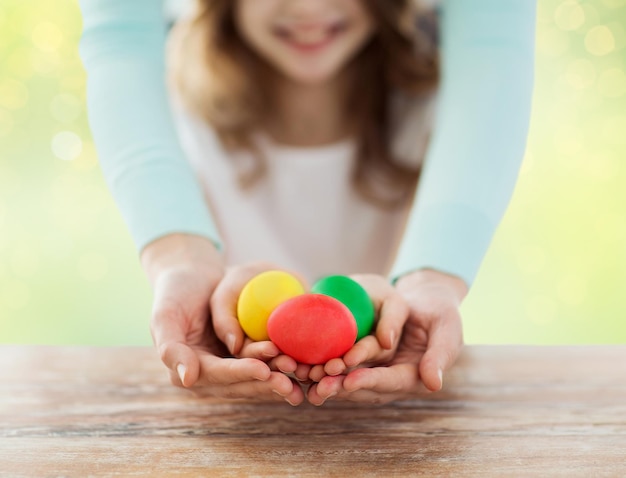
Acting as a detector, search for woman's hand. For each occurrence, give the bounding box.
[307,269,468,405]
[141,234,296,403]
[209,261,310,405]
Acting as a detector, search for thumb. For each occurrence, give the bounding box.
[150,303,201,388]
[418,310,463,392]
[210,272,249,355]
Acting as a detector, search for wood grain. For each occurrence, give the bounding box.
[1,345,625,477]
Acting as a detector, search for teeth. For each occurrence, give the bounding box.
[288,29,330,44]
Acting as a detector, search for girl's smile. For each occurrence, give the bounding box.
[272,19,349,54]
[235,0,375,85]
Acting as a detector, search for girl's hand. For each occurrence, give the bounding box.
[142,234,297,403]
[307,269,467,405]
[209,261,310,405]
[307,274,409,384]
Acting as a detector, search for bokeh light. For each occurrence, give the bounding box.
[554,1,585,31]
[51,130,82,161]
[0,0,625,346]
[31,21,64,52]
[585,25,616,55]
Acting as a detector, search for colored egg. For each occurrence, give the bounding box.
[311,275,375,341]
[237,270,305,341]
[267,294,358,365]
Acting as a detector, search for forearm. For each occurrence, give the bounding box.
[390,0,537,287]
[78,0,222,256]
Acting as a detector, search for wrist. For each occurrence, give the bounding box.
[394,268,468,303]
[140,233,224,285]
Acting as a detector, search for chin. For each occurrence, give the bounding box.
[286,71,337,86]
[280,63,345,86]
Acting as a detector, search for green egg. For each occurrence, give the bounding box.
[311,275,375,341]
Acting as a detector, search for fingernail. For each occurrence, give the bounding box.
[438,368,443,387]
[177,363,187,385]
[226,333,236,354]
[285,398,297,406]
[320,391,337,405]
[388,330,396,349]
[272,389,286,398]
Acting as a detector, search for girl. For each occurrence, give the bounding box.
[79,0,536,406]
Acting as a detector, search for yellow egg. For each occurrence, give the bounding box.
[237,270,305,341]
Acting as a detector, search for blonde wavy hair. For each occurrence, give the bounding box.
[168,0,439,208]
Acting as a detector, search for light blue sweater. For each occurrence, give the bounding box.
[78,0,536,287]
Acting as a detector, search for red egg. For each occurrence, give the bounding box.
[267,294,357,365]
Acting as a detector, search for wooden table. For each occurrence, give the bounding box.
[1,346,625,476]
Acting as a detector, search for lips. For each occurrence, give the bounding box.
[273,21,347,53]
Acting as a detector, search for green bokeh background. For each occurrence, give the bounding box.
[1,0,625,346]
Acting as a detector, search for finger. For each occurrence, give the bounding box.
[269,354,298,374]
[282,377,306,406]
[374,293,409,350]
[341,299,407,368]
[265,371,300,398]
[306,383,324,406]
[238,339,281,361]
[316,388,402,405]
[150,305,200,388]
[194,353,271,386]
[307,375,344,406]
[167,368,183,388]
[294,363,313,382]
[190,372,299,402]
[309,364,326,382]
[342,336,383,369]
[211,268,262,355]
[349,273,388,309]
[306,372,412,405]
[342,364,431,395]
[214,374,304,406]
[323,358,346,376]
[418,310,464,392]
[349,274,404,350]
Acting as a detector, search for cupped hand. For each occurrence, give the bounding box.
[141,234,297,403]
[209,261,311,404]
[307,274,409,383]
[307,269,468,406]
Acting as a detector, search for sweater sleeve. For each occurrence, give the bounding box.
[78,0,222,255]
[389,0,537,287]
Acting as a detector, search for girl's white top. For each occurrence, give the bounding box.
[169,92,436,284]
